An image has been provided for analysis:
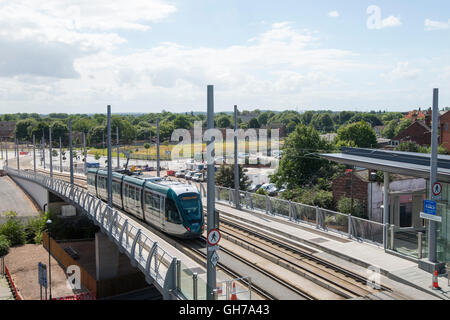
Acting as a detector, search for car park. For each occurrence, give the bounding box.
[248,183,262,193]
[185,171,195,180]
[175,169,187,178]
[192,172,205,182]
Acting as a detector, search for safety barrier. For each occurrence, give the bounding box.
[53,292,96,300]
[4,265,21,300]
[213,185,385,247]
[4,167,182,300]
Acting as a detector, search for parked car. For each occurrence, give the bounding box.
[248,183,262,193]
[192,172,205,182]
[261,183,278,196]
[185,171,195,180]
[175,169,187,178]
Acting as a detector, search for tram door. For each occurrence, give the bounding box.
[160,196,166,231]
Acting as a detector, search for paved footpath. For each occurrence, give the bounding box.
[212,200,449,300]
[0,276,13,300]
[0,174,40,219]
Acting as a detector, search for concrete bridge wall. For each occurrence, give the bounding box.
[9,175,48,211]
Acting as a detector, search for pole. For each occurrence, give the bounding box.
[42,129,45,169]
[116,126,120,169]
[157,118,160,177]
[16,138,19,171]
[1,138,3,160]
[5,140,8,166]
[49,128,53,179]
[383,172,390,249]
[69,120,74,185]
[59,137,62,173]
[33,135,36,175]
[83,132,87,174]
[234,105,240,209]
[107,105,113,207]
[206,85,216,300]
[428,88,439,263]
[47,221,52,300]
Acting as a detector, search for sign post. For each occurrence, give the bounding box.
[38,262,47,300]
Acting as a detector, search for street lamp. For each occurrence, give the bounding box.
[46,219,52,300]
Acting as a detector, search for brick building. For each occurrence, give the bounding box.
[332,170,370,216]
[391,120,431,147]
[0,121,16,141]
[439,110,450,151]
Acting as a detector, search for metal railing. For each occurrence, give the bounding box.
[4,166,183,299]
[213,186,385,247]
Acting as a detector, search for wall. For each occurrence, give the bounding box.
[9,175,48,210]
[332,173,368,215]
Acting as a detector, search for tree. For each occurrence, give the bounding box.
[144,143,151,159]
[50,121,68,144]
[311,113,334,133]
[270,124,333,188]
[0,235,10,258]
[248,118,260,129]
[336,121,377,148]
[215,165,250,190]
[0,212,26,246]
[173,114,192,129]
[15,118,37,141]
[217,115,231,128]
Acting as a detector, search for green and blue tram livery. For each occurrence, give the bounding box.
[87,168,204,238]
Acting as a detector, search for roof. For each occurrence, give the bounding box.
[336,169,421,183]
[0,121,16,138]
[319,147,450,183]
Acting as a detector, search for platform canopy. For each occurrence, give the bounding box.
[319,147,450,183]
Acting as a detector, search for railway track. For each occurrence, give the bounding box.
[215,215,393,299]
[29,169,406,300]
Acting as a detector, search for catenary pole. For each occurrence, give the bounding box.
[69,120,74,186]
[116,126,120,169]
[157,118,160,177]
[234,105,240,209]
[33,135,36,175]
[206,85,216,300]
[428,88,439,263]
[107,105,113,207]
[59,137,62,173]
[49,128,53,180]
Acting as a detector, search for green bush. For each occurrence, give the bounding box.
[24,213,47,244]
[0,212,26,246]
[256,188,268,196]
[0,234,10,257]
[337,197,365,218]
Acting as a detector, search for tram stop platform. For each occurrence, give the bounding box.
[212,201,450,300]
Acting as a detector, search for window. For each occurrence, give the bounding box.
[145,192,160,217]
[166,199,182,224]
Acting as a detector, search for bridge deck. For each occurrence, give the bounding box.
[0,175,40,221]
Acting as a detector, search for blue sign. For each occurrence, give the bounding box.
[424,200,437,216]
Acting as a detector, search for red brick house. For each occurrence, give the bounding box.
[439,110,450,151]
[332,170,370,216]
[391,120,431,147]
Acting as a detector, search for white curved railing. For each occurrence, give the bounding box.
[4,167,182,300]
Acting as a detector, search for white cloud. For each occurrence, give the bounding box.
[0,0,176,78]
[425,19,450,31]
[328,11,339,18]
[381,16,402,28]
[381,62,421,82]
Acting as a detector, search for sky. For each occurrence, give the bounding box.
[0,0,449,114]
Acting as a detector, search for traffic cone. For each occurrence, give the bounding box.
[230,281,238,300]
[432,270,440,290]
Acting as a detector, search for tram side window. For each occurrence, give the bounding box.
[136,188,141,207]
[88,175,95,186]
[145,192,160,217]
[166,199,182,224]
[129,186,136,204]
[124,184,129,205]
[112,181,120,195]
